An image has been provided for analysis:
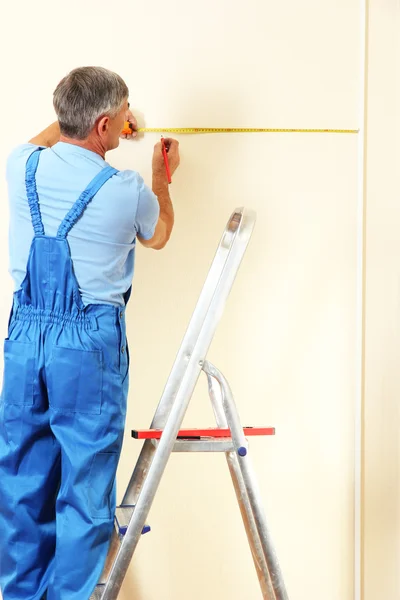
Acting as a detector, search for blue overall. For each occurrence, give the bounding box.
[0,148,129,599]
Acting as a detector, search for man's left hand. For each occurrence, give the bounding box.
[120,109,138,140]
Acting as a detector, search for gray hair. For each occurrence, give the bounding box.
[53,66,129,139]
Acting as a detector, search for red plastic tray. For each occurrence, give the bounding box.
[132,427,275,440]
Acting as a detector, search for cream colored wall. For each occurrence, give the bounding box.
[0,1,384,599]
[363,0,400,598]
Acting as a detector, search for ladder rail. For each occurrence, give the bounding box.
[100,209,256,598]
[122,208,255,507]
[203,361,289,600]
[207,373,276,600]
[227,451,276,599]
[135,208,253,429]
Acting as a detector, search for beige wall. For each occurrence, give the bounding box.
[0,1,397,599]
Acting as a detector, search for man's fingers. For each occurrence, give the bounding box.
[163,137,179,149]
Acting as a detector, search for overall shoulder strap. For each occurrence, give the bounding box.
[57,166,118,239]
[25,148,45,236]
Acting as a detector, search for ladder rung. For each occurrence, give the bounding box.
[115,505,151,536]
[151,437,235,453]
[97,507,151,587]
[132,427,275,440]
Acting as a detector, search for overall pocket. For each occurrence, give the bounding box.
[2,339,35,406]
[48,346,103,414]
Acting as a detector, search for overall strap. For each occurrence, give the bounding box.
[57,166,118,239]
[25,148,45,236]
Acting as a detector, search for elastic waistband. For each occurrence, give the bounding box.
[12,305,99,330]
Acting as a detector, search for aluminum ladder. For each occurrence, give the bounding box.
[90,207,289,600]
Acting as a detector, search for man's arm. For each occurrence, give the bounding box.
[29,122,60,147]
[138,175,174,250]
[138,138,180,250]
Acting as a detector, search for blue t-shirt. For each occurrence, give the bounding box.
[6,142,159,306]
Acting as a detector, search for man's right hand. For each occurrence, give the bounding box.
[152,138,180,178]
[140,138,179,251]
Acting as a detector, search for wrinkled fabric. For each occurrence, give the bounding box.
[0,148,130,600]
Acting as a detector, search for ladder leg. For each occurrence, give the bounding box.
[226,450,276,599]
[204,362,289,600]
[207,374,275,598]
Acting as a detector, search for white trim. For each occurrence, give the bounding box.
[355,1,368,599]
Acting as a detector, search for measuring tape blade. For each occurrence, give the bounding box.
[137,127,359,134]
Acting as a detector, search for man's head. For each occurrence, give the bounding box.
[53,66,129,153]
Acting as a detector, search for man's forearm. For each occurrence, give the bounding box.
[152,174,174,239]
[29,122,60,148]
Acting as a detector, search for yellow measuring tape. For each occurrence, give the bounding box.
[137,127,359,134]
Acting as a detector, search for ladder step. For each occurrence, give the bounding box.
[151,437,235,453]
[132,426,275,440]
[96,506,151,587]
[115,505,151,536]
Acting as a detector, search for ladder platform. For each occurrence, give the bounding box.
[132,427,275,440]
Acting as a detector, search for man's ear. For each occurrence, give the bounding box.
[97,115,110,135]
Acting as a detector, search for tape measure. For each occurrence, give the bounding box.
[121,122,358,135]
[137,127,358,134]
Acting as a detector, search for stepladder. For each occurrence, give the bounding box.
[90,208,289,600]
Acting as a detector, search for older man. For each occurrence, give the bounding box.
[0,66,180,600]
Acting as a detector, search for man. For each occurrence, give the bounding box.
[0,66,180,600]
